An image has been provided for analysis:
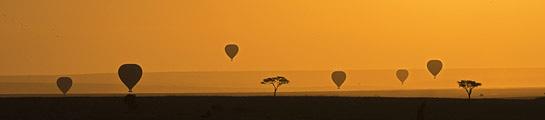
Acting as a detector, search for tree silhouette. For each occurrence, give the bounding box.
[458,80,482,101]
[261,76,289,96]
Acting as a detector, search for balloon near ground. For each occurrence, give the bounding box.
[118,64,143,93]
[396,69,409,85]
[225,44,239,61]
[331,71,347,89]
[57,77,73,95]
[427,60,443,79]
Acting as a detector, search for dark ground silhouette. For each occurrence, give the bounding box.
[0,96,544,120]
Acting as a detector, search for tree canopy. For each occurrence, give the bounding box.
[458,80,482,89]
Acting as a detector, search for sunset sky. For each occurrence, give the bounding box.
[1,0,545,76]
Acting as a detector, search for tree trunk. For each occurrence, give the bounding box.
[467,89,473,102]
[465,89,472,102]
[273,88,277,96]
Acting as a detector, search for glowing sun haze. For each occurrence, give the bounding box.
[1,0,545,75]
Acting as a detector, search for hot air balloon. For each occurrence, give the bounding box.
[118,64,143,93]
[427,60,443,79]
[396,69,409,85]
[331,71,347,89]
[57,77,72,95]
[225,44,239,61]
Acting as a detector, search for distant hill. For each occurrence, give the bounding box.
[1,68,545,98]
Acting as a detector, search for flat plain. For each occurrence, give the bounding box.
[1,96,545,120]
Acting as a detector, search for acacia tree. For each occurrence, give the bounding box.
[261,76,289,96]
[458,80,482,101]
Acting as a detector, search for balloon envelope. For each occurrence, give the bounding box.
[57,77,72,95]
[225,44,239,61]
[396,69,409,84]
[118,64,143,93]
[331,71,347,89]
[427,60,443,79]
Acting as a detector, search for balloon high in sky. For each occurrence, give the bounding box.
[396,69,409,85]
[118,64,143,93]
[427,60,443,79]
[331,71,347,89]
[56,77,72,95]
[225,44,239,62]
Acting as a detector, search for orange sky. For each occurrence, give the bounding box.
[1,0,545,75]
